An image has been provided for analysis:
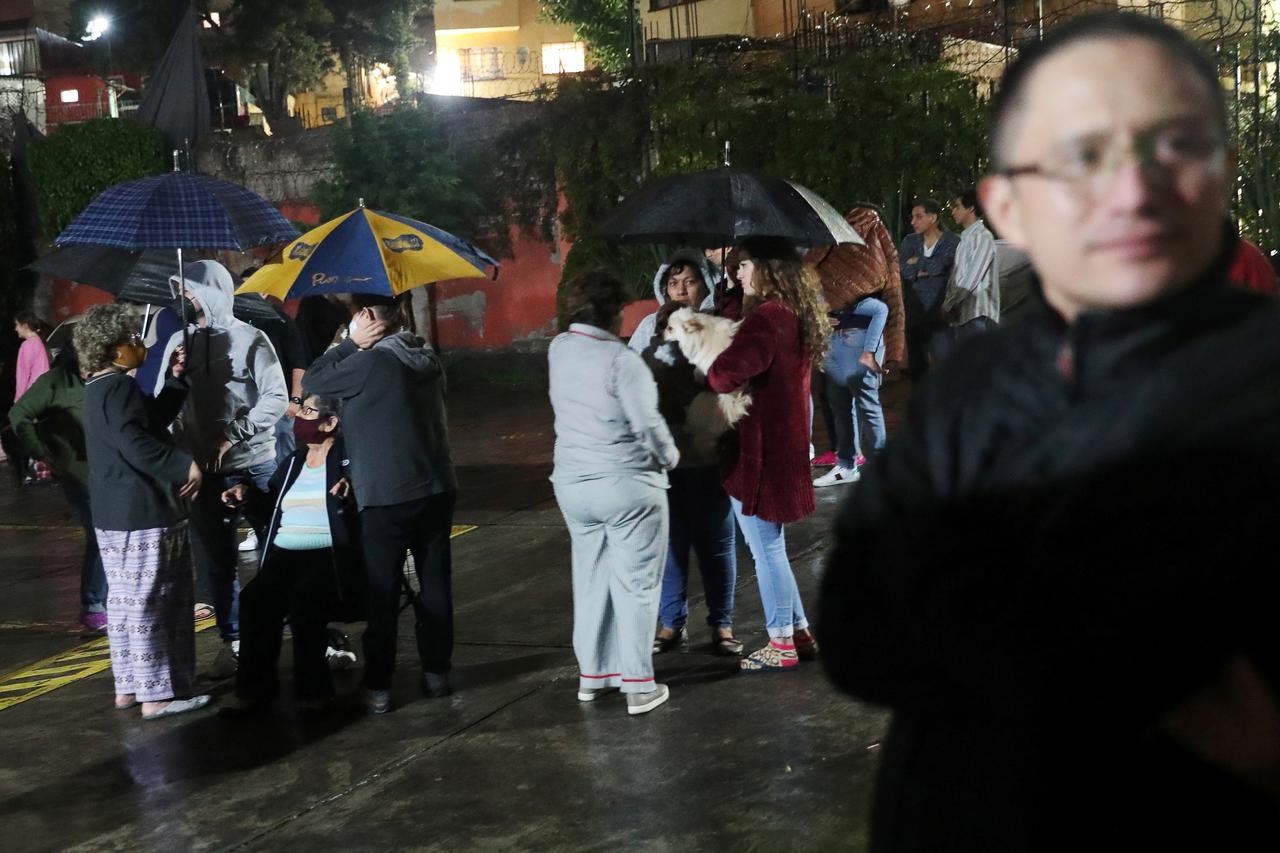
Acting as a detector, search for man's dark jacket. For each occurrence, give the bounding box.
[820,247,1280,852]
[303,333,456,510]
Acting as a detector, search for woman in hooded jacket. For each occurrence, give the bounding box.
[631,250,742,657]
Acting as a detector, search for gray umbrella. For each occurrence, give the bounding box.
[27,245,279,322]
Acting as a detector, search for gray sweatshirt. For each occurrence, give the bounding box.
[155,260,288,471]
[304,333,456,510]
[550,324,679,487]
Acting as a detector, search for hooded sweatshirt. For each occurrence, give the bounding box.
[627,250,724,353]
[303,331,456,510]
[155,260,288,471]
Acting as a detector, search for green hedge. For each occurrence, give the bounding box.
[27,119,166,239]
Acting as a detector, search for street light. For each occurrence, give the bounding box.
[84,15,111,42]
[83,15,114,114]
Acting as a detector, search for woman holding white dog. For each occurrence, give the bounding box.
[704,237,828,672]
[629,250,743,657]
[550,271,680,715]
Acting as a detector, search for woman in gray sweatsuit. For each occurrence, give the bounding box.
[549,271,680,716]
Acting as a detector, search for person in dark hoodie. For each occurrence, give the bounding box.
[304,293,457,714]
[820,13,1280,851]
[218,393,361,715]
[154,260,289,676]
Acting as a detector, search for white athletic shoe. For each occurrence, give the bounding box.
[238,530,259,552]
[813,466,860,487]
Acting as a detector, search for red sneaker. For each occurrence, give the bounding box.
[811,451,838,467]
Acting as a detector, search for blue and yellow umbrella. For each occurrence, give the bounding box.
[237,204,498,300]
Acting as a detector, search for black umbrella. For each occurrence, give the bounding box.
[136,4,211,153]
[28,245,279,322]
[593,167,864,248]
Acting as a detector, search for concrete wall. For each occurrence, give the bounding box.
[195,129,339,209]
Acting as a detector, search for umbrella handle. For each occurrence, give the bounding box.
[177,247,189,352]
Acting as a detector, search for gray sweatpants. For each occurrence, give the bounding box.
[554,476,669,695]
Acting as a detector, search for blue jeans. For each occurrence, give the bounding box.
[63,484,106,612]
[658,467,737,631]
[273,415,296,468]
[730,497,808,639]
[189,460,276,641]
[825,328,887,469]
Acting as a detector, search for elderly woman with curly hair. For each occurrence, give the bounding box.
[705,237,830,672]
[76,304,209,720]
[550,271,680,716]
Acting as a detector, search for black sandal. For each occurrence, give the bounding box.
[653,627,687,654]
[714,633,744,656]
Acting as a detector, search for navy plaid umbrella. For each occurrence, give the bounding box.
[54,171,298,251]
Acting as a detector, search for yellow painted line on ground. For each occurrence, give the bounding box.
[0,617,218,712]
[0,526,481,712]
[0,620,79,632]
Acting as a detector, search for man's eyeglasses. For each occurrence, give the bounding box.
[994,124,1226,193]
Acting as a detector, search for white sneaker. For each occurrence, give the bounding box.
[238,530,259,552]
[208,640,240,679]
[326,646,358,670]
[626,684,670,716]
[577,686,618,703]
[813,466,860,487]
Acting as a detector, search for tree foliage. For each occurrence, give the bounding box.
[540,0,639,73]
[311,106,509,258]
[211,0,421,120]
[499,48,987,298]
[217,0,335,121]
[27,119,166,237]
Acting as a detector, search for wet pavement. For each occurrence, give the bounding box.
[0,362,906,852]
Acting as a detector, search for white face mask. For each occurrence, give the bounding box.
[347,316,361,338]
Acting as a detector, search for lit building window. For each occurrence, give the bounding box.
[203,12,221,28]
[60,89,79,103]
[541,42,586,75]
[459,47,504,81]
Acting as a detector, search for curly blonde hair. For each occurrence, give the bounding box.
[737,238,830,367]
[74,303,139,374]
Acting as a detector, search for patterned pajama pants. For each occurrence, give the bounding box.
[96,522,197,703]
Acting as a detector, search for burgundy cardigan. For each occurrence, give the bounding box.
[707,299,816,524]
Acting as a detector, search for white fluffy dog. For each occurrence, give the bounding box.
[662,307,752,436]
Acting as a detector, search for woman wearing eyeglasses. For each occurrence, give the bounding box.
[218,393,361,715]
[76,304,209,720]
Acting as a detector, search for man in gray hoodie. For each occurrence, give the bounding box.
[155,260,288,671]
[304,294,457,714]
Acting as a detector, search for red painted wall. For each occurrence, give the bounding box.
[433,224,568,348]
[44,200,651,351]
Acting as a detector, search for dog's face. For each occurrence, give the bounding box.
[662,307,705,347]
